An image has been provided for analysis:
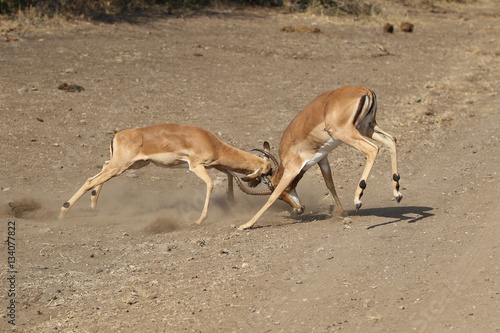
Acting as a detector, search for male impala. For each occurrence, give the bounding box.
[59,123,272,223]
[236,86,402,230]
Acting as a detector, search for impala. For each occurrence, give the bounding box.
[235,86,403,230]
[59,123,273,223]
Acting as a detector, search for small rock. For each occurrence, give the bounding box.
[241,263,249,269]
[400,22,414,32]
[64,68,77,74]
[18,87,29,93]
[58,82,84,92]
[125,294,139,305]
[383,23,394,33]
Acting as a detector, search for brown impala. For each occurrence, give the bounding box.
[234,86,403,230]
[59,123,272,224]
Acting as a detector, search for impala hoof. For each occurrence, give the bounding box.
[355,202,362,211]
[396,193,403,203]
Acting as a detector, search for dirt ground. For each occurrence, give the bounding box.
[1,1,499,332]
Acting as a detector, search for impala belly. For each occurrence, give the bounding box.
[146,152,190,168]
[302,137,342,171]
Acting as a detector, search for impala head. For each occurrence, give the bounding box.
[231,143,305,215]
[230,141,277,194]
[239,141,275,187]
[280,191,305,215]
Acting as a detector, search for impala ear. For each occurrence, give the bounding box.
[263,141,271,153]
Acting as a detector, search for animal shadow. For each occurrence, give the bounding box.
[351,205,434,229]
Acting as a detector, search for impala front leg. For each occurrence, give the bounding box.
[238,169,300,230]
[215,168,235,204]
[318,157,346,216]
[190,164,214,224]
[225,170,234,204]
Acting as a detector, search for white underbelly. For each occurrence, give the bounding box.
[302,137,342,171]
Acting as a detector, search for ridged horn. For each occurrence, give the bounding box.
[228,170,272,196]
[251,148,279,173]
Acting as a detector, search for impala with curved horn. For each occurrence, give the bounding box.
[59,123,272,224]
[235,86,403,230]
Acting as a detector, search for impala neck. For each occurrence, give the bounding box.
[218,143,265,175]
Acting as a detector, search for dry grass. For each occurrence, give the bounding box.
[0,0,481,19]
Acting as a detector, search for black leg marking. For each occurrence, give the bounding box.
[63,202,70,208]
[393,174,401,191]
[91,190,97,196]
[358,180,366,199]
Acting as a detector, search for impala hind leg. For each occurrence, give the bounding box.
[369,124,402,203]
[238,169,300,230]
[334,129,379,211]
[90,160,151,210]
[90,161,110,209]
[318,157,346,216]
[59,163,131,219]
[189,164,214,224]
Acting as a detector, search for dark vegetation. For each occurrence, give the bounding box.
[0,0,473,18]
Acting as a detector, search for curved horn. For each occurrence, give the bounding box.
[228,170,272,196]
[251,148,279,172]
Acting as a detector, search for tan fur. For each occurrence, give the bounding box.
[59,123,271,224]
[238,86,402,230]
